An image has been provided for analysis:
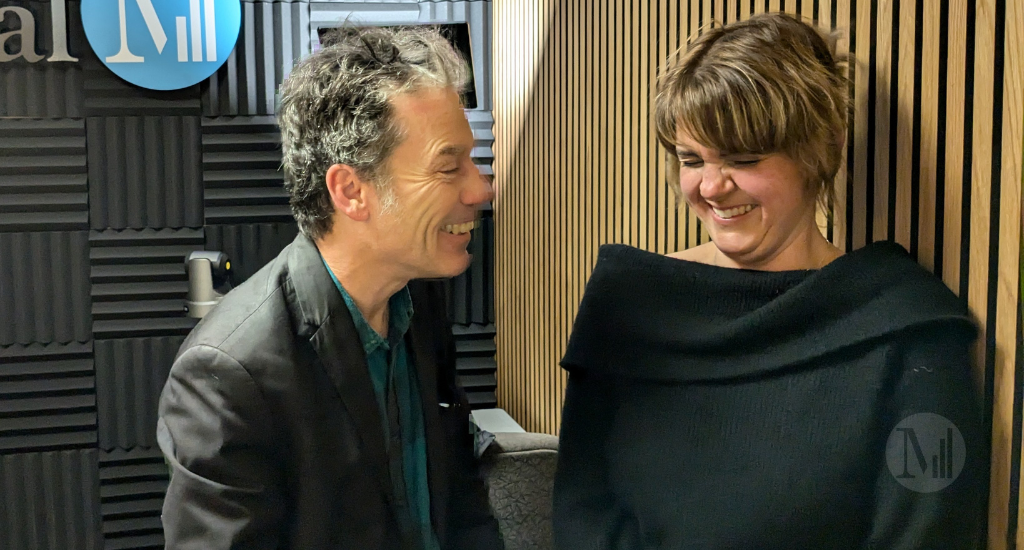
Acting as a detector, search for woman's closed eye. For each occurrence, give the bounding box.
[727,156,763,167]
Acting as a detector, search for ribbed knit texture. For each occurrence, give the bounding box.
[554,241,986,550]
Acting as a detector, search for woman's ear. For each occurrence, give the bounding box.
[833,129,847,151]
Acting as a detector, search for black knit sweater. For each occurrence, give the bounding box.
[553,242,986,550]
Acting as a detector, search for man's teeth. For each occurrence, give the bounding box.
[713,204,756,219]
[442,221,477,235]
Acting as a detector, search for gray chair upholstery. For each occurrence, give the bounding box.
[480,432,560,550]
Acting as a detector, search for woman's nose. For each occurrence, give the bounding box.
[699,164,732,200]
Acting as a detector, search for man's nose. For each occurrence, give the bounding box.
[463,164,494,206]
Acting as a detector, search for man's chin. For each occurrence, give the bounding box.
[445,254,474,277]
[417,254,473,280]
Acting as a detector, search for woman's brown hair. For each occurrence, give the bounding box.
[654,13,849,210]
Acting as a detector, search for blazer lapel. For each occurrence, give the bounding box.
[285,235,394,503]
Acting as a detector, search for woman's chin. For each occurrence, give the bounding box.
[708,234,758,257]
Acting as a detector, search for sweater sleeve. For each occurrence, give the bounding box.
[863,328,986,549]
[553,370,643,550]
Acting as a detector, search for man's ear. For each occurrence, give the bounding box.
[325,164,371,222]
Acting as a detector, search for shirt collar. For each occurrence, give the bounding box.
[321,257,414,354]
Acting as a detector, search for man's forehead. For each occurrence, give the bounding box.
[386,87,473,159]
[390,86,460,114]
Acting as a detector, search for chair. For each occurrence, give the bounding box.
[480,431,560,550]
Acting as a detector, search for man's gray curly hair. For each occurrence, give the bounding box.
[278,25,471,240]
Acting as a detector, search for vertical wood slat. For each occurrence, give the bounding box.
[688,0,701,248]
[894,0,916,250]
[662,0,671,247]
[541,0,552,432]
[945,0,968,299]
[1009,0,1024,543]
[832,0,850,245]
[917,0,940,272]
[875,0,894,243]
[851,0,871,249]
[492,1,1023,544]
[547,0,557,435]
[970,0,1001,542]
[639,0,651,253]
[627,0,638,249]
[668,0,679,254]
[615,0,624,247]
[801,0,814,22]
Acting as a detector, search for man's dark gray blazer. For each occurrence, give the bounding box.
[157,234,502,550]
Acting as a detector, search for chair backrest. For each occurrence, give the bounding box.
[480,432,560,550]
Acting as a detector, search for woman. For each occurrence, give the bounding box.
[553,13,984,550]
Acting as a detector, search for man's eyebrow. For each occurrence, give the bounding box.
[675,147,699,156]
[436,144,468,158]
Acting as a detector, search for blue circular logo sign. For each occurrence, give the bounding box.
[81,0,241,91]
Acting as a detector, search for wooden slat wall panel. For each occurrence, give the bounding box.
[494,0,1024,546]
[1009,0,1024,545]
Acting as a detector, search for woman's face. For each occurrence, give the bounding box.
[675,130,820,268]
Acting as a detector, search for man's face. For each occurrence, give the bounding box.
[368,86,492,280]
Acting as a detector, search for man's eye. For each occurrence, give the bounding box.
[730,158,762,166]
[440,166,460,175]
[680,160,703,168]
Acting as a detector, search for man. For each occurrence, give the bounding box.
[157,26,502,550]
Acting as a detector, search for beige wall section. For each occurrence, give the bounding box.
[493,0,1023,547]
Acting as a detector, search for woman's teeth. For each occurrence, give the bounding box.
[713,204,756,219]
[442,221,477,235]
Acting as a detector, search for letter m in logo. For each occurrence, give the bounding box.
[107,0,166,63]
[894,427,929,479]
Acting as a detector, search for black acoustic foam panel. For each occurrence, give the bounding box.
[201,116,292,224]
[89,229,203,339]
[204,222,299,285]
[0,449,103,550]
[453,324,497,408]
[0,118,88,232]
[0,231,91,346]
[202,1,310,116]
[87,116,203,230]
[81,51,200,117]
[447,215,495,326]
[95,336,186,452]
[0,342,97,453]
[99,448,169,550]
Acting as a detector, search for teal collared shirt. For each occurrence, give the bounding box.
[322,259,438,550]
